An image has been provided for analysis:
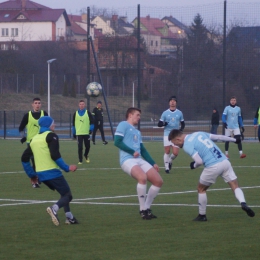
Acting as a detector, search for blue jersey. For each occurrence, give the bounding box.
[160,109,184,136]
[183,132,226,167]
[223,105,241,129]
[115,121,142,165]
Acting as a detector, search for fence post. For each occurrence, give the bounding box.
[69,114,71,138]
[4,110,6,139]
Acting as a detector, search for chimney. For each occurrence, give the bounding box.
[21,0,26,11]
[146,15,150,20]
[81,13,87,23]
[112,15,118,21]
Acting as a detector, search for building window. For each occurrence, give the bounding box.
[11,28,18,37]
[11,44,18,50]
[1,44,9,50]
[156,41,158,47]
[151,40,153,46]
[1,28,9,37]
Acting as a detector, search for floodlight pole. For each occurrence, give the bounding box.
[47,59,56,116]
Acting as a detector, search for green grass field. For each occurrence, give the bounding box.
[0,139,259,260]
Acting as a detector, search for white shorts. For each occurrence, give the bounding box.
[199,160,237,186]
[225,128,241,137]
[164,136,179,147]
[121,158,153,176]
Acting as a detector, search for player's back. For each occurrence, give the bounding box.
[184,132,226,167]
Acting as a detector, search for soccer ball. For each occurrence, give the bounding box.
[86,82,102,97]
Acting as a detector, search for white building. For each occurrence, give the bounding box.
[0,0,70,43]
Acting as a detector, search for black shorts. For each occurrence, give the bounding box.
[43,176,71,196]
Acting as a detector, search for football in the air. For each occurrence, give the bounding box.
[86,82,102,97]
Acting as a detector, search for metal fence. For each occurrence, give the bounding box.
[0,2,260,140]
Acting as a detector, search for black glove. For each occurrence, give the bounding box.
[234,136,241,144]
[20,137,26,144]
[223,123,228,129]
[89,130,92,135]
[73,134,76,139]
[164,122,168,126]
[190,161,196,169]
[240,127,245,133]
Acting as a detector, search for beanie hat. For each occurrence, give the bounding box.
[169,96,177,102]
[38,116,54,128]
[97,101,102,104]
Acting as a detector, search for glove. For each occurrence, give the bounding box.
[223,123,228,129]
[234,136,241,144]
[164,122,168,126]
[20,137,26,144]
[73,134,76,139]
[89,130,92,135]
[190,161,196,169]
[240,127,245,133]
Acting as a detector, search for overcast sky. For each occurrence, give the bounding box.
[33,0,249,13]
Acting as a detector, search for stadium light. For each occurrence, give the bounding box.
[47,59,56,116]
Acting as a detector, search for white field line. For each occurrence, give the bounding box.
[1,165,260,175]
[0,186,260,208]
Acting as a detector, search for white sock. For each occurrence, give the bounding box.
[164,153,170,169]
[145,185,161,209]
[137,183,147,211]
[52,204,59,212]
[239,151,243,155]
[169,154,176,164]
[198,193,207,215]
[234,188,245,203]
[65,212,73,219]
[225,151,228,155]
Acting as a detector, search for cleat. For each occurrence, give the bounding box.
[32,183,40,188]
[165,169,169,174]
[169,163,172,170]
[65,217,79,224]
[85,157,90,163]
[103,141,108,145]
[147,208,157,218]
[193,214,207,221]
[241,203,255,217]
[139,210,152,220]
[78,162,82,165]
[46,207,60,226]
[92,142,95,145]
[226,155,229,158]
[240,154,246,159]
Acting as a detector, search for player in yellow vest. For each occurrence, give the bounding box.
[19,97,48,188]
[253,106,260,142]
[72,100,94,164]
[21,116,78,226]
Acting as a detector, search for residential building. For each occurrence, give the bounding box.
[132,15,179,55]
[0,0,70,44]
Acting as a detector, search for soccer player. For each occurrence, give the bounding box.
[222,96,246,158]
[72,100,94,164]
[168,129,255,221]
[114,107,163,220]
[92,100,108,145]
[253,105,260,142]
[158,96,185,173]
[21,116,78,226]
[19,97,48,188]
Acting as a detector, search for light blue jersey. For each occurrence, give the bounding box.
[223,105,241,129]
[160,109,184,136]
[115,121,142,165]
[183,132,226,167]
